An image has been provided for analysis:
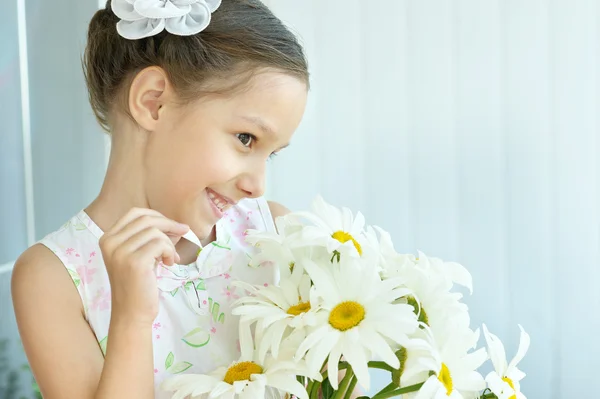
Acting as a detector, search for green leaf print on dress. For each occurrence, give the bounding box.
[98,336,108,356]
[67,269,81,287]
[208,298,225,324]
[165,352,193,374]
[170,279,205,297]
[62,219,87,231]
[165,352,174,369]
[181,327,211,348]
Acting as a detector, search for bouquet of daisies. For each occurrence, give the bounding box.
[162,197,530,399]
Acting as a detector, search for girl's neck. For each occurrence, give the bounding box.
[87,129,149,233]
[85,128,209,265]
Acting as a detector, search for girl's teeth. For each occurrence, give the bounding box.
[209,191,229,212]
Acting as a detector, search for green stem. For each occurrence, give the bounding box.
[343,375,358,399]
[367,361,395,372]
[377,382,397,395]
[306,381,314,397]
[480,394,498,399]
[332,367,354,399]
[337,361,394,373]
[371,382,424,399]
[310,380,322,399]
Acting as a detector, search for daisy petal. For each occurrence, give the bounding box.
[414,376,439,399]
[209,381,235,397]
[239,321,254,361]
[358,325,400,369]
[295,325,329,360]
[507,325,530,373]
[482,324,508,375]
[305,330,339,374]
[327,341,343,390]
[341,340,370,390]
[268,374,310,399]
[445,261,473,294]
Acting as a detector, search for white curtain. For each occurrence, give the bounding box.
[263,0,600,397]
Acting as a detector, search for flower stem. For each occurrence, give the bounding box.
[309,380,322,399]
[337,361,390,372]
[343,375,358,399]
[378,382,397,394]
[367,361,395,372]
[332,367,354,399]
[371,382,424,399]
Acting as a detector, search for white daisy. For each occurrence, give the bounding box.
[287,196,369,258]
[231,263,318,363]
[294,257,418,390]
[383,252,471,334]
[365,225,417,271]
[161,326,313,399]
[244,233,297,279]
[413,327,487,399]
[394,329,440,388]
[414,251,473,295]
[482,324,529,399]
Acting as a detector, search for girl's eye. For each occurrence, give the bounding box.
[236,133,254,147]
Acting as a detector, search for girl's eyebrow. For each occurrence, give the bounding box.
[239,115,277,137]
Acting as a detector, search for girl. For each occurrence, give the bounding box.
[11,0,308,397]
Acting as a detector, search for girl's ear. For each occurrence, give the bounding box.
[128,66,173,131]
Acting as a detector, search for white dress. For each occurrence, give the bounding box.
[40,198,281,398]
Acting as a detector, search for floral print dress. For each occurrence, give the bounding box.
[39,198,279,398]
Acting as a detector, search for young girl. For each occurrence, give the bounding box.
[11,0,309,397]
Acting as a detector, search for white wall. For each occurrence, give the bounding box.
[264,1,600,397]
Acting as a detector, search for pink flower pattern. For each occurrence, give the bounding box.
[221,285,240,303]
[76,265,97,285]
[90,288,111,311]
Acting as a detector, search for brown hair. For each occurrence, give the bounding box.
[84,0,309,132]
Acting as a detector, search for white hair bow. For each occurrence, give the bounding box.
[111,0,221,40]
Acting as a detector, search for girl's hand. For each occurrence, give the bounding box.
[99,208,189,326]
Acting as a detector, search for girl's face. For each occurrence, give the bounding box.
[144,72,308,240]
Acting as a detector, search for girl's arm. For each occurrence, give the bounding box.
[12,244,154,399]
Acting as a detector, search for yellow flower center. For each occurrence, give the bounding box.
[223,361,263,384]
[332,231,363,255]
[287,301,311,316]
[503,376,517,399]
[329,301,365,331]
[438,363,453,396]
[406,296,429,326]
